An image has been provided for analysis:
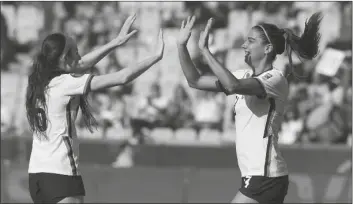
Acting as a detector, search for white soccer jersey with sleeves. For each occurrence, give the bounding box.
[232,69,289,177]
[28,73,94,176]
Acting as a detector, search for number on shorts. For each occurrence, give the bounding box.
[244,176,252,188]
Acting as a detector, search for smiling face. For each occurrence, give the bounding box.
[241,28,270,69]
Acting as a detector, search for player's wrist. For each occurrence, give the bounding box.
[108,39,122,48]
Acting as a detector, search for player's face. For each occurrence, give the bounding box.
[68,46,81,69]
[64,37,81,71]
[241,29,267,68]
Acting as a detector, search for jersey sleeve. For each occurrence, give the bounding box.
[254,70,287,100]
[60,74,94,96]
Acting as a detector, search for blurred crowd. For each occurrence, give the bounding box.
[1,1,352,146]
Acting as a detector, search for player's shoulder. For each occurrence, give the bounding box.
[48,74,67,86]
[52,73,87,82]
[48,73,82,89]
[259,68,286,82]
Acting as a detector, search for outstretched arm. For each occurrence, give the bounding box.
[89,29,164,91]
[77,14,138,72]
[199,18,266,96]
[177,16,221,92]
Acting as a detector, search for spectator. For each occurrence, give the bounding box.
[165,84,194,130]
[300,62,351,144]
[279,106,303,144]
[130,83,169,143]
[192,91,225,133]
[99,91,129,139]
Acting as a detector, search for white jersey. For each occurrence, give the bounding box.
[28,73,94,176]
[232,69,289,177]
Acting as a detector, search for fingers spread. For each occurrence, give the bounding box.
[127,30,138,38]
[181,20,185,29]
[129,13,136,21]
[204,18,213,34]
[128,14,137,28]
[187,16,196,29]
[122,13,136,31]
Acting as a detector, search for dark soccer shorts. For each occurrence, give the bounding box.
[29,173,85,203]
[239,175,289,204]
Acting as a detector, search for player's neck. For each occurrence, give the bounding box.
[253,59,272,76]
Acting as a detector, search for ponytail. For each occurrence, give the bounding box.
[79,96,98,133]
[282,12,323,78]
[26,53,52,139]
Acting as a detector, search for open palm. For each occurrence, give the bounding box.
[198,18,213,50]
[177,16,196,45]
[111,14,138,46]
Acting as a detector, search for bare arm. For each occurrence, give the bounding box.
[77,14,138,72]
[177,16,221,92]
[77,42,119,72]
[90,29,164,91]
[177,44,220,91]
[202,48,265,96]
[199,18,266,96]
[90,55,160,90]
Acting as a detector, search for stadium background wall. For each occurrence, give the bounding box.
[1,137,351,203]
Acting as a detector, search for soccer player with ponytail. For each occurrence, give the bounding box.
[177,13,322,203]
[25,14,164,203]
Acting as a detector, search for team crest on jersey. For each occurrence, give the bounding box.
[263,73,272,80]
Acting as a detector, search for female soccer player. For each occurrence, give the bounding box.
[25,14,164,203]
[177,13,322,203]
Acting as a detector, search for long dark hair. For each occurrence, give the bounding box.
[253,12,323,78]
[26,33,97,139]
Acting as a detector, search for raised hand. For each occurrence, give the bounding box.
[198,18,214,51]
[111,14,138,47]
[155,29,165,60]
[177,16,196,46]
